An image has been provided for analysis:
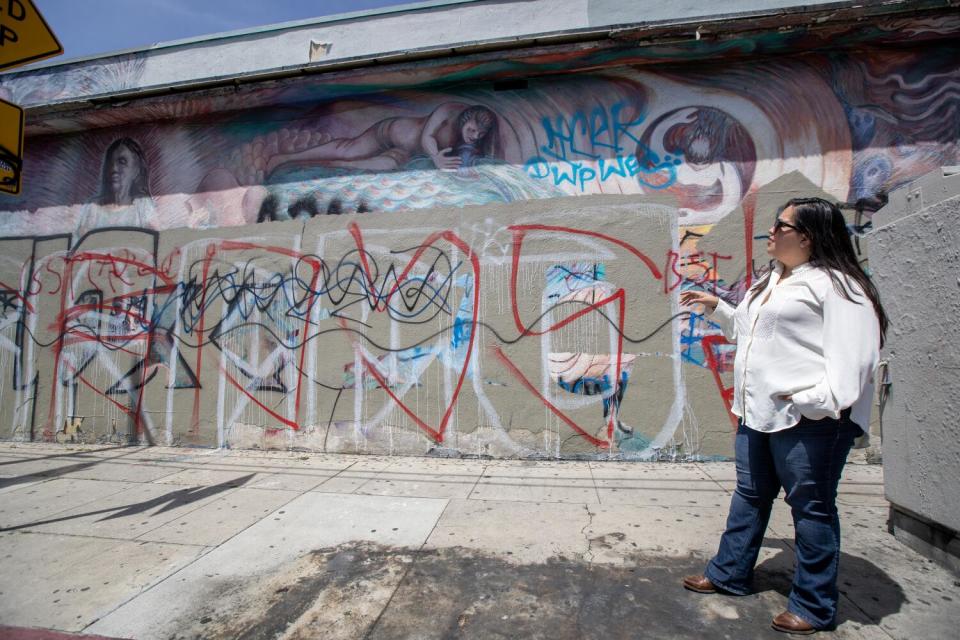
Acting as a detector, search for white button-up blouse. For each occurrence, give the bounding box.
[709,261,880,437]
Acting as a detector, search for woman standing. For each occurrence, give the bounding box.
[679,197,888,635]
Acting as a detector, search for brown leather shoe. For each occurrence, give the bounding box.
[682,575,717,593]
[771,611,817,635]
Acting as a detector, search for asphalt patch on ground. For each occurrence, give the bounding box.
[172,541,902,639]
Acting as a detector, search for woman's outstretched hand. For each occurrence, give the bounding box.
[679,290,720,313]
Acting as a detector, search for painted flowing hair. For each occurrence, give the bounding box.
[457,105,500,159]
[750,197,889,347]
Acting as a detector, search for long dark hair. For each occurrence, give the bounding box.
[749,197,889,347]
[97,137,151,205]
[456,105,500,159]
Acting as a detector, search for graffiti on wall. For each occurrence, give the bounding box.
[0,202,717,458]
[0,36,957,456]
[523,101,682,192]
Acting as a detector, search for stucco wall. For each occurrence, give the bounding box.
[871,169,960,532]
[0,197,698,457]
[0,30,957,457]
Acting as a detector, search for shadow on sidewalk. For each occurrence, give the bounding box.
[0,446,129,467]
[0,473,255,532]
[0,447,137,490]
[754,538,905,627]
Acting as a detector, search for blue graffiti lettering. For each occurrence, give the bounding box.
[525,102,681,191]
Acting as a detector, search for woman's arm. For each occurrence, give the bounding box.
[710,298,739,344]
[791,277,880,418]
[679,290,737,344]
[420,104,462,169]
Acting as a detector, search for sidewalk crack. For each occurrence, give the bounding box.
[581,503,596,563]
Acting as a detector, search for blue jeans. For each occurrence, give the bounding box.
[704,415,861,629]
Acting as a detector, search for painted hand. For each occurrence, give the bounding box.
[432,148,463,170]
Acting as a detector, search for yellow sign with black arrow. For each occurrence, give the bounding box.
[1,0,63,71]
[1,0,63,195]
[0,97,24,195]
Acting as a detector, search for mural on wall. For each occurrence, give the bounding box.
[4,46,957,234]
[0,34,957,457]
[2,12,956,115]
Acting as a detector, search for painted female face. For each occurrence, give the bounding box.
[460,119,485,146]
[107,145,140,202]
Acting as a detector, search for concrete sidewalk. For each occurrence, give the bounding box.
[0,443,954,639]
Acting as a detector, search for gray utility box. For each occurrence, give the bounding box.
[870,166,960,575]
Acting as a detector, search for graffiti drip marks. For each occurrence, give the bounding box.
[0,202,724,459]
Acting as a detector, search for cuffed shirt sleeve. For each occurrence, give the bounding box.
[791,278,880,419]
[709,298,738,343]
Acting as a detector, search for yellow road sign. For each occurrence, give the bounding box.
[0,0,63,71]
[0,97,24,195]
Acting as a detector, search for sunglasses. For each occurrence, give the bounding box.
[773,217,802,234]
